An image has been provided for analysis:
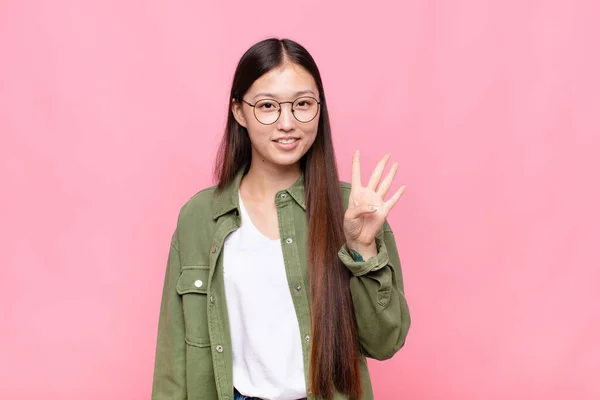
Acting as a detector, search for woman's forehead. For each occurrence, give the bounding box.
[247,64,318,99]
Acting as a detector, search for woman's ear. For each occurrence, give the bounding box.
[231,99,248,128]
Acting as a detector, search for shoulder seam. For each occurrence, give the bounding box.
[177,184,218,218]
[184,185,218,205]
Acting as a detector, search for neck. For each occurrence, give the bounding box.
[240,159,301,202]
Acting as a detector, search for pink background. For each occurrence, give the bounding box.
[1,0,599,399]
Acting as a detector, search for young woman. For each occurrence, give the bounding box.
[151,38,410,400]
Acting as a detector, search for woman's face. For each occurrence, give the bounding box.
[232,63,320,169]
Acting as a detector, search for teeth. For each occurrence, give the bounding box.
[277,138,296,144]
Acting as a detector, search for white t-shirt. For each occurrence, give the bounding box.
[223,193,307,400]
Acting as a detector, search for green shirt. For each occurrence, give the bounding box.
[151,170,410,400]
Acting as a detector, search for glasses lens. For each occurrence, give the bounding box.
[293,97,319,122]
[254,99,280,124]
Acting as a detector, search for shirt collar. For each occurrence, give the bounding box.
[212,167,306,219]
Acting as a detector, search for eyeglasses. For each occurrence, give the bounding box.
[242,96,321,125]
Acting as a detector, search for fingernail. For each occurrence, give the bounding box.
[369,205,379,212]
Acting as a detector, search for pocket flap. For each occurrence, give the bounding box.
[176,267,210,295]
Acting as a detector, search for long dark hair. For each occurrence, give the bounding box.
[214,38,361,399]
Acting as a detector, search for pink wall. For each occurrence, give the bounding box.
[1,0,599,398]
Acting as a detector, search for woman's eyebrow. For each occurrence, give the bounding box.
[252,90,316,100]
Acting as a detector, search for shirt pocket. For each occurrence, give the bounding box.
[176,266,211,348]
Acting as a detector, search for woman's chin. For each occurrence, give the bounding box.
[267,149,305,167]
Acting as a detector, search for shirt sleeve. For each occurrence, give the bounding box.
[338,223,411,360]
[152,230,187,400]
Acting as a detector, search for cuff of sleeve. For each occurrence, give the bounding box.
[338,233,390,277]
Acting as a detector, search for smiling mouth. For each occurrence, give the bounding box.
[273,138,299,144]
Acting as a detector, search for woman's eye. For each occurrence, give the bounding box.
[259,101,278,110]
[295,99,313,109]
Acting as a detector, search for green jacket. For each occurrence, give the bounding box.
[151,170,410,400]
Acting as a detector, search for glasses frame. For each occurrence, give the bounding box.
[241,96,322,125]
